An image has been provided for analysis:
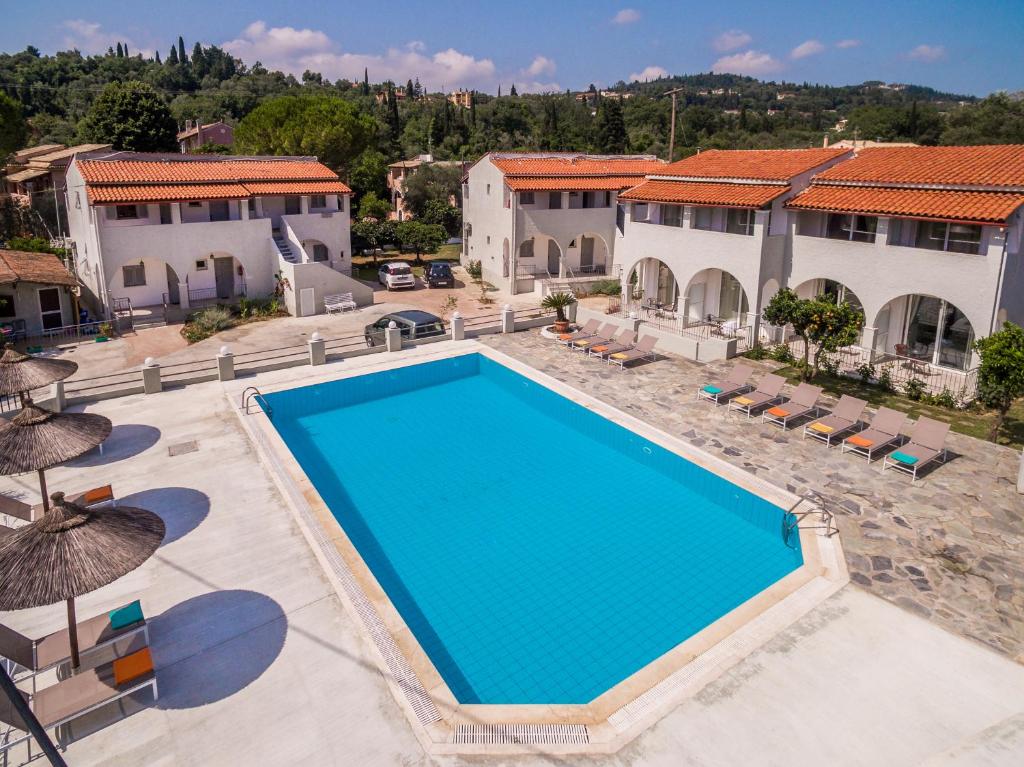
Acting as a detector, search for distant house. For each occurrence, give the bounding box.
[3,144,111,197]
[0,248,78,340]
[176,121,234,153]
[448,90,473,109]
[375,87,407,105]
[386,154,464,221]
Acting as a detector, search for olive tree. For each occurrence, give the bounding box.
[973,321,1024,442]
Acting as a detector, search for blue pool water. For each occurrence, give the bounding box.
[264,354,802,705]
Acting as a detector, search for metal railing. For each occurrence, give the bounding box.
[23,320,105,347]
[187,287,220,304]
[611,299,753,350]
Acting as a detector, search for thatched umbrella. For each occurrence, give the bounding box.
[0,343,78,398]
[0,397,111,512]
[0,492,165,668]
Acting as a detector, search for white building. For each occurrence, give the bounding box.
[462,152,664,295]
[65,151,371,320]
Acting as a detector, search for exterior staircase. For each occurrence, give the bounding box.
[272,230,300,264]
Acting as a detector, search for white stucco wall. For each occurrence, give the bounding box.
[463,158,513,289]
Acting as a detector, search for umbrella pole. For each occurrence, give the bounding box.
[0,664,69,766]
[66,598,81,670]
[38,470,50,513]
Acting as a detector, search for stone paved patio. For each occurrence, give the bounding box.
[481,330,1024,663]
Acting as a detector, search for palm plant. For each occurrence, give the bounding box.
[541,291,577,324]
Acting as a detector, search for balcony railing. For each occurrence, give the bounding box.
[609,298,753,350]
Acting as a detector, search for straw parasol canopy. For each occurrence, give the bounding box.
[0,343,78,397]
[0,396,111,513]
[0,492,165,668]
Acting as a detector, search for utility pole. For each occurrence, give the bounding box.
[663,87,685,162]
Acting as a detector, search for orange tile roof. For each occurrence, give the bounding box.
[243,181,351,195]
[620,179,790,208]
[657,148,851,181]
[88,183,251,204]
[786,185,1024,224]
[491,155,664,177]
[78,158,339,184]
[505,176,647,191]
[0,250,77,287]
[813,145,1024,188]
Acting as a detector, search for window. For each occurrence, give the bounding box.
[0,293,14,318]
[122,263,146,287]
[725,208,755,236]
[548,192,562,209]
[248,198,257,216]
[338,196,345,212]
[520,239,534,258]
[195,259,208,271]
[582,191,610,208]
[692,206,714,231]
[661,204,684,228]
[826,213,877,243]
[915,221,981,255]
[486,183,491,195]
[188,202,203,208]
[114,205,138,220]
[310,195,327,209]
[209,200,230,221]
[520,191,535,205]
[285,197,301,215]
[159,204,172,225]
[312,243,329,262]
[633,203,649,222]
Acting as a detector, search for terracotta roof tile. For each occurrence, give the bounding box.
[620,179,790,207]
[506,176,646,191]
[0,250,77,287]
[786,185,1024,224]
[491,155,664,177]
[813,145,1024,187]
[78,158,339,184]
[87,184,252,204]
[243,181,351,195]
[658,148,851,181]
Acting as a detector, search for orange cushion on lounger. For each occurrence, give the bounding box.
[847,435,873,447]
[558,333,572,340]
[593,345,608,352]
[610,352,628,360]
[113,647,154,685]
[734,396,753,406]
[809,423,833,433]
[83,485,113,504]
[766,406,790,418]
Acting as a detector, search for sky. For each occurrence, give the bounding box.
[4,0,1022,96]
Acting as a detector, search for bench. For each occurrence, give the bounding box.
[324,292,358,314]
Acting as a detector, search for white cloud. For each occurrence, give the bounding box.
[790,40,825,60]
[525,55,556,77]
[712,50,782,76]
[612,9,641,25]
[713,29,752,53]
[61,19,153,58]
[629,65,668,82]
[836,39,861,49]
[908,44,946,62]
[223,21,502,91]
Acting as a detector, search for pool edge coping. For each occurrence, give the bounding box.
[228,339,849,755]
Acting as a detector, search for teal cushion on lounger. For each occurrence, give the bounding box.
[703,385,722,394]
[109,600,144,629]
[890,451,918,465]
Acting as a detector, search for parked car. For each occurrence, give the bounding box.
[424,262,455,289]
[365,310,447,347]
[378,262,416,290]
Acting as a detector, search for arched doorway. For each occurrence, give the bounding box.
[302,239,330,264]
[874,294,976,370]
[793,278,866,343]
[565,233,610,275]
[683,268,749,324]
[627,258,679,308]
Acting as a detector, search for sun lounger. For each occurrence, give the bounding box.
[1,484,114,524]
[803,395,868,445]
[882,416,950,480]
[697,363,754,404]
[0,647,158,753]
[556,318,600,345]
[762,382,823,429]
[0,600,148,676]
[588,329,636,358]
[568,323,617,352]
[607,335,658,370]
[841,406,907,461]
[727,373,786,418]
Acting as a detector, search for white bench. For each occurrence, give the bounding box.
[324,292,358,314]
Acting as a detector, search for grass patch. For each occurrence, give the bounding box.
[772,365,1024,448]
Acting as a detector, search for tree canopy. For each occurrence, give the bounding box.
[78,80,177,151]
[0,91,27,157]
[973,321,1024,442]
[401,164,463,218]
[356,191,392,221]
[763,288,864,380]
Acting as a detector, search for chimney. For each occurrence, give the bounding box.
[823,134,829,148]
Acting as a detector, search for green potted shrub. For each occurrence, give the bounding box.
[541,291,577,334]
[96,322,113,342]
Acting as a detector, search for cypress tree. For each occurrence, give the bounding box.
[115,42,123,58]
[155,50,161,64]
[596,97,627,153]
[362,68,369,96]
[168,45,178,65]
[469,91,476,126]
[123,42,129,57]
[510,83,518,97]
[405,78,414,98]
[177,36,187,65]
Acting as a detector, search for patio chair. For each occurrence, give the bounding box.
[727,373,786,419]
[588,329,636,358]
[607,335,658,370]
[762,383,824,429]
[568,323,617,352]
[803,395,868,446]
[697,363,755,404]
[840,406,908,461]
[0,646,158,754]
[556,318,600,345]
[0,600,149,677]
[882,416,950,481]
[0,484,114,524]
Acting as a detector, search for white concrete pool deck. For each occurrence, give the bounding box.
[1,339,1023,765]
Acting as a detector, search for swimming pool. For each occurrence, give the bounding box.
[263,353,803,705]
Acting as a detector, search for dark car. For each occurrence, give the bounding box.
[424,262,455,289]
[364,310,447,347]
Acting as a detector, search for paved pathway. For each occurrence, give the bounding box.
[482,331,1024,662]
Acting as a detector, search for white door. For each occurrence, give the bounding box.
[300,287,316,317]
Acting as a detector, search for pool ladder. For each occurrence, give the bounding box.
[782,505,838,548]
[241,386,272,416]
